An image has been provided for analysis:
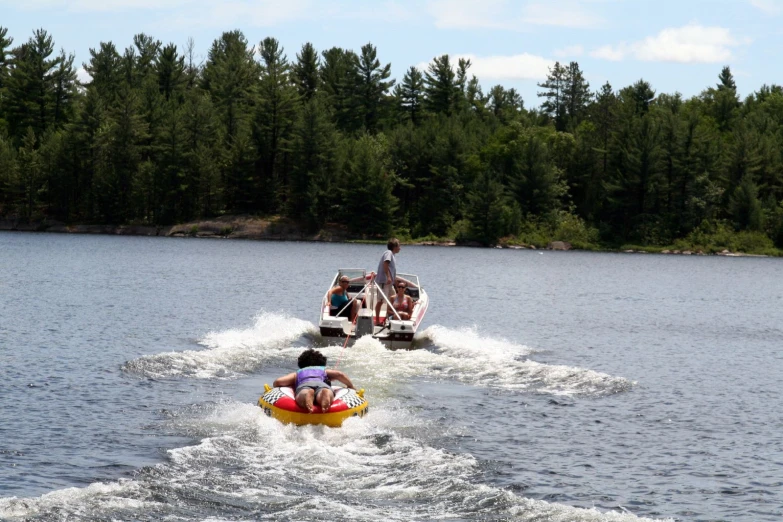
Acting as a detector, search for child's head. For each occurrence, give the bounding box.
[298,348,327,368]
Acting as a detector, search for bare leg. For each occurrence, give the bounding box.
[296,389,315,413]
[315,388,335,412]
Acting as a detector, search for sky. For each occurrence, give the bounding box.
[2,0,782,108]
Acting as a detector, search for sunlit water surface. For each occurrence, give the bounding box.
[1,232,781,521]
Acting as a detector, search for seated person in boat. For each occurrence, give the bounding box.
[390,281,414,320]
[273,349,356,413]
[327,274,364,320]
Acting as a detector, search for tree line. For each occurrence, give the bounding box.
[1,27,782,251]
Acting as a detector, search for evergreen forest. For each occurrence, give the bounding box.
[1,27,783,253]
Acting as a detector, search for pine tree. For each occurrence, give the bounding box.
[156,43,186,102]
[537,61,567,130]
[355,43,394,133]
[423,55,457,115]
[604,111,662,240]
[51,49,78,128]
[465,168,516,245]
[488,85,523,123]
[288,94,338,229]
[84,42,123,103]
[320,46,362,133]
[393,66,424,125]
[16,127,43,221]
[340,134,397,236]
[712,65,739,131]
[0,26,13,103]
[201,30,259,141]
[563,61,591,130]
[623,79,656,115]
[4,29,63,144]
[730,175,764,231]
[0,132,18,211]
[255,36,298,212]
[293,42,320,101]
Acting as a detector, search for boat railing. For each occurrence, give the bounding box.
[369,279,402,321]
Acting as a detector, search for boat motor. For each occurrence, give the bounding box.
[355,308,374,338]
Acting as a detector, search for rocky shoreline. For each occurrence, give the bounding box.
[0,216,770,256]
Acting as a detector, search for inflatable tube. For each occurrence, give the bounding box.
[257,384,369,427]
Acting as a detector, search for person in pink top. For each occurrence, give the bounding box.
[390,281,414,320]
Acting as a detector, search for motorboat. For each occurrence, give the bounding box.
[318,269,429,350]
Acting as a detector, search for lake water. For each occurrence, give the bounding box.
[1,232,781,521]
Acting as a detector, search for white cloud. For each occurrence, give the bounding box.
[590,44,627,61]
[427,0,602,30]
[520,2,602,28]
[553,44,584,58]
[76,67,92,84]
[170,0,313,28]
[6,0,408,24]
[590,25,745,63]
[418,53,554,81]
[427,0,510,29]
[748,0,782,15]
[10,0,192,10]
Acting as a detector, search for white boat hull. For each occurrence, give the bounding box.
[318,270,428,350]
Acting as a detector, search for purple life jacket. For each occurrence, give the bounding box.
[295,366,327,388]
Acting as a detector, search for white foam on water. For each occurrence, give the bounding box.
[335,325,634,396]
[0,480,158,520]
[0,399,671,521]
[122,312,315,379]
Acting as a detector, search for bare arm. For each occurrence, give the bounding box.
[325,369,355,389]
[273,372,296,388]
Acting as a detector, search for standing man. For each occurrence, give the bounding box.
[374,238,400,323]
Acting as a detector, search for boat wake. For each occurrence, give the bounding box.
[122,313,632,397]
[0,399,669,522]
[2,315,649,521]
[122,312,315,379]
[414,325,634,396]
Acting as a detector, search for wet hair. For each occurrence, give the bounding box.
[387,238,400,250]
[298,348,327,368]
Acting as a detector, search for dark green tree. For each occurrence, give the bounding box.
[0,26,13,103]
[293,42,320,101]
[563,61,591,130]
[537,61,567,130]
[393,66,424,125]
[288,94,339,229]
[730,175,763,231]
[84,42,123,102]
[423,55,457,115]
[255,36,298,212]
[340,134,397,236]
[201,31,259,211]
[156,43,186,102]
[465,168,518,244]
[320,47,362,133]
[201,30,258,141]
[355,42,394,133]
[4,29,64,143]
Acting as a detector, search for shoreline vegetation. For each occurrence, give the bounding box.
[2,29,783,258]
[1,215,778,257]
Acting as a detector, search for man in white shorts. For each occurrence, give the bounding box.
[374,238,400,323]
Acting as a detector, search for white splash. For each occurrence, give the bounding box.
[122,312,316,379]
[369,325,634,396]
